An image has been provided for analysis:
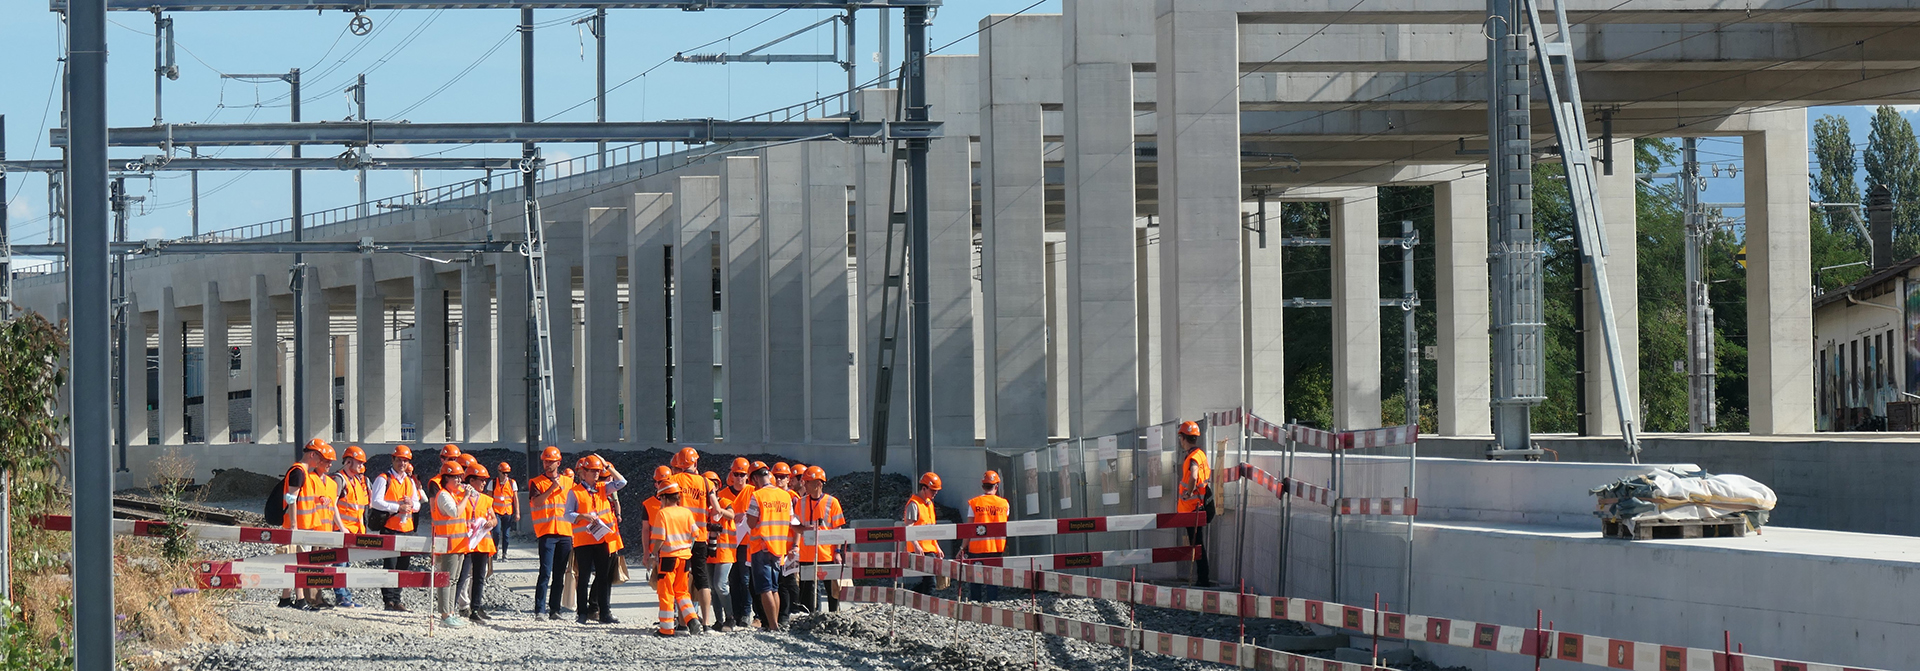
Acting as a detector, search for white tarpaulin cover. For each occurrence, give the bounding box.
[1591,468,1776,527]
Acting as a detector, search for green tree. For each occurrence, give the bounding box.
[1863,106,1920,259]
[1812,114,1869,291]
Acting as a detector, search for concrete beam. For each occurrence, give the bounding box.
[1232,70,1920,109]
[675,176,722,444]
[1582,138,1641,437]
[1433,175,1490,437]
[803,141,851,445]
[724,156,767,444]
[202,283,230,444]
[248,277,278,444]
[1745,108,1815,435]
[581,208,625,443]
[356,259,398,443]
[412,264,447,444]
[763,145,808,444]
[1230,23,1920,72]
[927,55,979,447]
[460,261,495,443]
[628,193,674,445]
[1214,0,1920,25]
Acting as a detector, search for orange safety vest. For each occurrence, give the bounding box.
[1178,448,1211,514]
[712,485,747,564]
[432,489,472,555]
[471,493,497,555]
[906,493,939,553]
[528,472,572,537]
[571,485,623,553]
[747,487,794,558]
[491,479,516,516]
[795,494,845,563]
[335,473,370,535]
[651,504,697,560]
[966,494,1010,554]
[668,472,711,542]
[376,470,419,533]
[284,464,317,530]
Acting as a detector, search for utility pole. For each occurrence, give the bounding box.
[68,0,117,664]
[349,74,368,217]
[225,70,304,452]
[111,177,129,473]
[1401,220,1420,427]
[1681,138,1716,433]
[903,5,932,478]
[1485,0,1544,458]
[152,9,175,127]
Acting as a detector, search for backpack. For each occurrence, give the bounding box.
[264,466,298,527]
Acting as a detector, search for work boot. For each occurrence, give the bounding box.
[384,602,410,613]
[277,597,294,608]
[547,612,561,621]
[597,615,621,625]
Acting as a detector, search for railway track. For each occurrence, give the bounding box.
[112,496,248,527]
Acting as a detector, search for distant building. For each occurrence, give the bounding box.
[1812,256,1920,431]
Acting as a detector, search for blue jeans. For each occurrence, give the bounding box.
[750,550,782,594]
[492,515,516,556]
[709,560,734,623]
[534,534,572,614]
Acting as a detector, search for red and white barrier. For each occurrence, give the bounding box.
[964,546,1198,572]
[37,515,445,554]
[1208,406,1418,452]
[195,561,413,576]
[196,570,447,590]
[197,548,402,570]
[1337,498,1418,516]
[803,511,1204,546]
[1226,465,1417,516]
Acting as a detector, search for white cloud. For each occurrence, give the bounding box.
[7,196,34,221]
[369,145,414,159]
[1894,105,1920,114]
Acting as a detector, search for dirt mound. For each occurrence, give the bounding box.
[203,468,282,502]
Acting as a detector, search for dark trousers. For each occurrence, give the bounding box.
[778,572,799,618]
[964,551,1003,602]
[534,534,573,614]
[732,553,754,625]
[375,524,412,606]
[492,515,516,556]
[1186,525,1211,586]
[797,561,839,613]
[463,552,489,612]
[573,542,614,621]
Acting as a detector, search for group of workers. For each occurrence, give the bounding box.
[270,419,1216,636]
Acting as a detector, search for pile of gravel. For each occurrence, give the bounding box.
[203,468,282,502]
[824,471,959,523]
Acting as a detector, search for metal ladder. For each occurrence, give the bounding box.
[521,160,560,446]
[865,142,911,471]
[1525,0,1642,461]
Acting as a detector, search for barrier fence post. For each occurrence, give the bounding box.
[1234,421,1249,591]
[1281,424,1295,596]
[1127,567,1137,671]
[1371,592,1381,665]
[1534,610,1544,671]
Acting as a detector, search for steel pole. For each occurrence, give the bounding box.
[189,147,199,237]
[152,10,163,126]
[112,179,128,473]
[522,6,541,465]
[902,4,931,478]
[67,0,117,665]
[355,74,368,218]
[290,68,306,455]
[594,9,606,170]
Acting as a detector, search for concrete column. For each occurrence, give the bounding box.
[1243,211,1285,418]
[202,283,230,444]
[853,89,907,446]
[460,261,495,443]
[1332,188,1381,430]
[495,247,529,446]
[926,55,978,448]
[724,156,767,445]
[629,193,674,445]
[125,293,150,446]
[581,208,625,443]
[764,145,808,444]
[158,287,184,445]
[979,14,1056,448]
[335,332,355,441]
[356,259,397,442]
[1045,240,1068,438]
[1583,137,1641,436]
[1434,175,1492,436]
[1745,108,1815,435]
[804,142,851,444]
[1154,5,1243,422]
[1135,229,1160,426]
[545,233,579,444]
[1064,0,1148,438]
[676,176,722,444]
[248,276,279,443]
[413,264,447,444]
[299,270,331,443]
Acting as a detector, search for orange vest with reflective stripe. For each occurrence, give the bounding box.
[748,487,794,558]
[376,470,419,533]
[335,473,369,534]
[795,494,845,563]
[907,494,939,553]
[1178,448,1211,514]
[471,493,497,555]
[491,479,516,515]
[711,486,748,564]
[528,472,572,537]
[293,465,338,532]
[432,490,472,555]
[966,494,1010,554]
[651,504,697,559]
[668,472,711,542]
[571,485,622,553]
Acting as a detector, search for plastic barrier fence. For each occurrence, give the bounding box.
[196,570,447,590]
[802,511,1204,546]
[1225,464,1419,515]
[36,514,447,554]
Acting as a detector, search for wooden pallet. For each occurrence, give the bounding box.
[1601,518,1749,540]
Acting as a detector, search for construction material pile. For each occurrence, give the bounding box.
[1590,468,1776,534]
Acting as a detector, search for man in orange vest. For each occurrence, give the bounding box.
[368,444,425,612]
[902,472,943,595]
[716,457,755,631]
[793,466,845,614]
[961,470,1010,602]
[329,445,372,608]
[491,462,517,561]
[743,465,796,632]
[566,455,627,625]
[666,447,723,627]
[279,439,342,610]
[527,446,573,619]
[459,463,499,622]
[429,460,474,628]
[1176,420,1214,588]
[637,465,675,600]
[648,481,702,636]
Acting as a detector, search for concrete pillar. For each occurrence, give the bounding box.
[1243,209,1285,418]
[125,293,150,446]
[582,207,625,443]
[356,259,397,442]
[926,55,978,448]
[764,145,808,444]
[335,332,354,441]
[979,14,1056,447]
[853,89,907,446]
[805,143,851,444]
[1434,175,1492,436]
[202,283,230,444]
[724,156,767,445]
[1583,137,1641,436]
[300,270,331,443]
[495,246,529,446]
[1154,5,1243,422]
[1332,188,1382,430]
[1745,108,1815,435]
[158,287,184,445]
[676,176,722,444]
[629,193,674,444]
[248,276,279,443]
[461,261,495,443]
[545,232,579,444]
[1064,0,1148,438]
[1045,240,1069,438]
[413,264,447,444]
[1135,228,1160,426]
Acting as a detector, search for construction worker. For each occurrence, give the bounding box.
[368,444,425,612]
[772,462,792,492]
[1177,420,1214,588]
[720,458,759,631]
[566,455,626,624]
[667,447,723,627]
[793,466,845,613]
[432,444,463,490]
[330,445,372,608]
[767,461,801,622]
[491,462,517,560]
[743,465,796,632]
[787,463,808,496]
[528,446,573,619]
[637,465,676,597]
[701,469,737,632]
[961,470,1010,602]
[902,472,943,595]
[649,481,703,637]
[459,462,499,622]
[279,439,343,610]
[430,460,474,629]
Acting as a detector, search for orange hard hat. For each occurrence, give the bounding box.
[304,437,329,451]
[1178,421,1202,437]
[730,457,752,474]
[804,466,826,482]
[468,463,490,480]
[703,471,721,484]
[564,468,575,477]
[919,472,942,491]
[772,462,791,477]
[653,465,674,482]
[343,445,367,463]
[982,470,1002,485]
[751,461,769,473]
[541,445,563,462]
[440,444,462,459]
[657,481,681,496]
[441,461,466,477]
[498,462,511,474]
[391,444,413,460]
[314,443,337,462]
[673,447,699,470]
[574,457,596,472]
